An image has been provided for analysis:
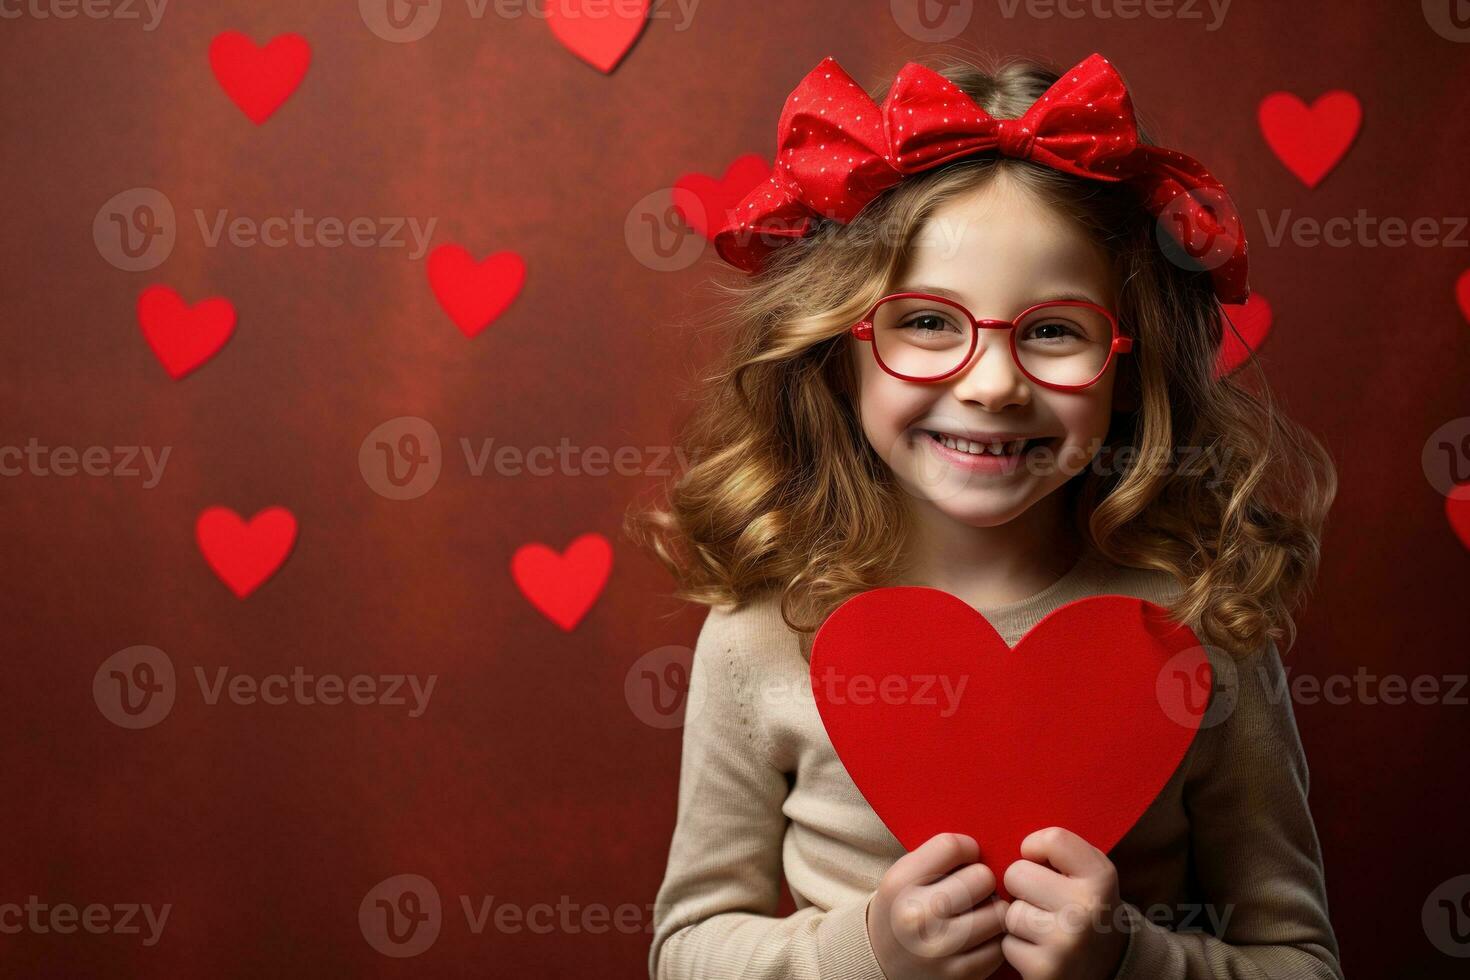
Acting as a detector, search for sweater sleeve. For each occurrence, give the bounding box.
[1112,640,1344,979]
[647,606,888,980]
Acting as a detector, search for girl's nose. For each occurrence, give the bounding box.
[949,332,1031,407]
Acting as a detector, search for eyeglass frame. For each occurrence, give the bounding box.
[849,291,1135,391]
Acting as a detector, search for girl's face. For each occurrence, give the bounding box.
[850,173,1120,529]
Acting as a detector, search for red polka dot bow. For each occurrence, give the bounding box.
[713,53,1249,304]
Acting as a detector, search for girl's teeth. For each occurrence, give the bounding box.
[933,433,1028,456]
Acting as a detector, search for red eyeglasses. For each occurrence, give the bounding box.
[850,292,1134,391]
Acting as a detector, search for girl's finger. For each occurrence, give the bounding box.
[952,897,1009,951]
[1019,825,1111,878]
[1002,858,1072,912]
[890,833,980,888]
[895,891,1004,958]
[923,861,995,917]
[947,934,1006,977]
[1001,932,1049,976]
[1002,897,1054,944]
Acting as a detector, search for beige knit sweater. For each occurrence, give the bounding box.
[647,548,1343,979]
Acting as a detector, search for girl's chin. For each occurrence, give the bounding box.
[895,470,1039,514]
[921,496,1037,529]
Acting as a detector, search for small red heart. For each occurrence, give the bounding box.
[137,285,237,380]
[1455,269,1470,324]
[209,31,311,125]
[196,506,298,599]
[511,533,612,631]
[811,588,1210,899]
[1447,488,1470,551]
[426,245,526,338]
[673,154,772,241]
[1216,293,1272,378]
[1258,90,1361,189]
[546,0,648,73]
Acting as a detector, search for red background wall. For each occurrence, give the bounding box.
[3,1,1469,976]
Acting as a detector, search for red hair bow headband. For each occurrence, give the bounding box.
[713,53,1250,304]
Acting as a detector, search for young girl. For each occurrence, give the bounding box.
[631,49,1341,980]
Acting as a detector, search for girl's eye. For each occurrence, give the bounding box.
[899,313,963,335]
[1023,320,1082,342]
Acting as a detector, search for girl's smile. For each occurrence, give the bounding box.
[916,429,1062,476]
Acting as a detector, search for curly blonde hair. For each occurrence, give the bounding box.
[625,52,1337,659]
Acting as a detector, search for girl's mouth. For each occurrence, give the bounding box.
[917,430,1058,473]
[923,430,1057,455]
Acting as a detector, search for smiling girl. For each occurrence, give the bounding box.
[633,51,1341,980]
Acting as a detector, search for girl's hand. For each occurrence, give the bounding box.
[1000,827,1128,980]
[867,832,1009,979]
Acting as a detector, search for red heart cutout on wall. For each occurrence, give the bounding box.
[1216,293,1272,378]
[209,31,311,125]
[811,588,1210,899]
[427,244,526,338]
[546,0,649,73]
[673,154,772,241]
[1258,90,1361,188]
[511,533,612,631]
[1456,269,1470,325]
[1447,489,1470,551]
[196,506,298,599]
[137,285,237,380]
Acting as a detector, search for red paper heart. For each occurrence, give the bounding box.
[811,588,1210,899]
[1447,488,1470,551]
[196,506,298,599]
[1455,269,1470,325]
[511,533,612,631]
[209,31,311,125]
[546,0,649,73]
[426,245,526,338]
[673,154,772,241]
[137,285,237,380]
[1258,90,1361,188]
[1216,293,1272,377]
